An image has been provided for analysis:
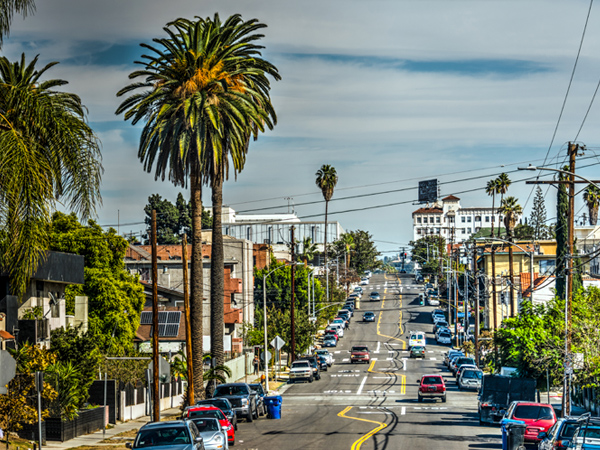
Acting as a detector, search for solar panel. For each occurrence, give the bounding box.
[140,311,152,324]
[166,311,181,324]
[143,311,181,338]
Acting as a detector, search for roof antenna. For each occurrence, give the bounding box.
[284,197,295,214]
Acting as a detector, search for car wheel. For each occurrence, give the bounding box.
[258,404,264,416]
[247,409,253,423]
[309,377,313,383]
[234,420,238,431]
[253,406,259,420]
[417,394,422,403]
[441,395,446,403]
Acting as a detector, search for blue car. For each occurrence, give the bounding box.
[323,336,337,347]
[362,312,375,322]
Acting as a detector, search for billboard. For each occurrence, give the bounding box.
[418,179,438,203]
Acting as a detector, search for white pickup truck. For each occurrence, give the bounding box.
[289,360,313,383]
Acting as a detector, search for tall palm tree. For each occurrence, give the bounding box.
[496,173,511,237]
[499,196,522,316]
[583,184,600,226]
[0,0,36,46]
[315,165,338,302]
[116,18,213,396]
[340,233,355,272]
[0,54,103,298]
[485,179,499,331]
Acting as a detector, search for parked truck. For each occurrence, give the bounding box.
[477,374,536,425]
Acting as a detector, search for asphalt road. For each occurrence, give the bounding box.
[234,273,502,450]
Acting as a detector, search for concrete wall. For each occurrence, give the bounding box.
[224,354,251,382]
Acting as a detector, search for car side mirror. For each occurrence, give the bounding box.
[416,380,421,383]
[498,410,506,417]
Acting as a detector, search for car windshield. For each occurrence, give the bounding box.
[462,370,483,379]
[364,312,374,316]
[422,377,442,384]
[333,319,343,323]
[324,336,336,341]
[188,409,225,420]
[249,384,265,395]
[456,358,475,365]
[439,332,451,337]
[412,346,424,351]
[191,418,220,432]
[292,361,310,368]
[352,346,369,352]
[371,292,379,296]
[561,423,578,438]
[514,405,554,420]
[213,385,249,396]
[197,399,230,411]
[135,426,190,447]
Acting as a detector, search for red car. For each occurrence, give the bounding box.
[417,374,446,403]
[503,401,557,444]
[350,345,370,364]
[185,405,235,445]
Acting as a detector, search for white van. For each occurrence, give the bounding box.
[408,331,426,348]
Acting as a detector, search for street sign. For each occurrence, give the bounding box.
[271,335,285,351]
[0,350,16,394]
[149,356,171,384]
[261,350,272,363]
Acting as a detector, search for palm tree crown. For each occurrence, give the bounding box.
[583,184,600,226]
[0,54,103,296]
[499,196,522,238]
[316,165,338,202]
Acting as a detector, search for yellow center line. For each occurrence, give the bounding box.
[337,406,387,450]
[367,360,406,394]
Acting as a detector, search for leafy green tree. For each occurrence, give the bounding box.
[49,327,103,412]
[409,235,446,276]
[529,186,549,239]
[49,212,145,354]
[344,230,380,274]
[0,54,103,298]
[0,0,35,46]
[514,223,534,240]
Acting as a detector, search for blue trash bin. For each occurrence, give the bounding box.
[264,395,282,419]
[500,419,525,450]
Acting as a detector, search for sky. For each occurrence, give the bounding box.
[5,0,600,256]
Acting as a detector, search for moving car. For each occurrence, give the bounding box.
[185,406,235,446]
[370,291,381,301]
[410,346,426,359]
[289,360,313,383]
[417,374,446,403]
[502,401,557,445]
[190,418,229,450]
[211,383,258,423]
[194,399,237,431]
[314,349,333,366]
[457,367,483,391]
[128,420,204,450]
[362,311,376,322]
[408,331,426,348]
[538,417,581,450]
[350,345,370,364]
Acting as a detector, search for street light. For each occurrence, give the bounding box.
[262,262,303,392]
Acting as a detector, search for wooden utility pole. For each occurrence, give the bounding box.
[508,242,515,316]
[182,234,194,406]
[473,246,480,366]
[151,210,160,422]
[290,226,296,363]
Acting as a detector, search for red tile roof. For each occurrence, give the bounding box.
[520,272,547,297]
[442,195,460,201]
[412,207,443,215]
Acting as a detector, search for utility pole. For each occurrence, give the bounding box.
[290,226,296,363]
[473,246,480,365]
[182,234,194,406]
[151,210,160,422]
[508,241,515,317]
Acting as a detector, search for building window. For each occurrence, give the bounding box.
[436,228,440,233]
[485,216,489,222]
[417,228,422,235]
[467,216,471,223]
[475,216,481,221]
[436,217,440,223]
[246,227,252,241]
[449,217,454,223]
[462,228,466,234]
[461,217,466,223]
[417,217,422,224]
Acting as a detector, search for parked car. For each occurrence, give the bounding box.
[248,383,267,416]
[431,309,445,320]
[417,374,446,403]
[316,355,328,371]
[331,318,346,330]
[194,399,237,431]
[190,418,229,450]
[458,368,483,391]
[362,311,376,322]
[432,314,446,325]
[410,346,426,359]
[184,405,235,446]
[329,323,345,337]
[211,383,258,423]
[289,360,313,383]
[297,356,321,380]
[436,330,452,345]
[456,363,478,380]
[370,291,381,301]
[444,350,463,366]
[538,417,581,450]
[314,349,333,366]
[502,401,557,445]
[323,335,337,347]
[360,278,369,285]
[451,357,476,375]
[339,308,352,318]
[569,418,600,449]
[353,286,363,294]
[324,328,340,342]
[128,420,204,450]
[350,345,370,364]
[428,296,440,306]
[434,320,449,334]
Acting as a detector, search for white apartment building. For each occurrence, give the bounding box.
[412,195,507,243]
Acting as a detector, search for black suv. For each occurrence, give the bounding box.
[296,356,321,380]
[211,382,258,422]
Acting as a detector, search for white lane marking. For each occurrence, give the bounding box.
[373,376,393,379]
[402,358,407,371]
[334,351,341,354]
[386,358,393,361]
[427,350,434,353]
[375,341,381,354]
[371,358,378,361]
[356,376,368,395]
[342,358,349,362]
[401,407,406,415]
[430,358,437,361]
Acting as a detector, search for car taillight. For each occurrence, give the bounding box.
[481,403,489,408]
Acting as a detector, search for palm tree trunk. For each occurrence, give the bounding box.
[590,205,598,226]
[324,200,329,302]
[210,175,225,375]
[190,170,205,398]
